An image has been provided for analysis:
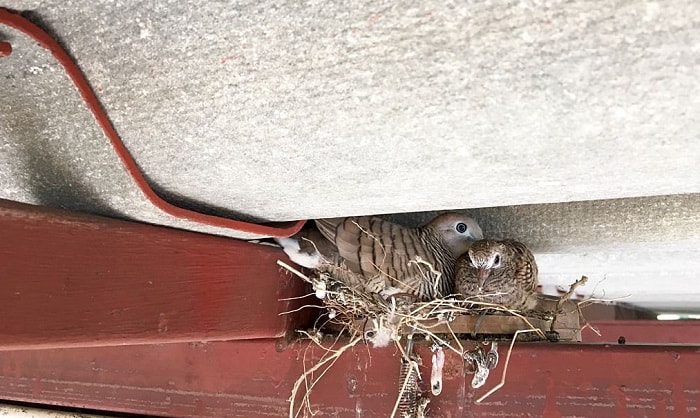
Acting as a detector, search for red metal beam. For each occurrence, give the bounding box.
[586,320,700,344]
[3,198,699,416]
[0,339,697,417]
[0,199,310,349]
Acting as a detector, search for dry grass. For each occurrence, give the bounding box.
[278,260,545,347]
[277,260,594,417]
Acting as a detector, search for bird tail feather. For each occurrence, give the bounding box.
[274,237,321,269]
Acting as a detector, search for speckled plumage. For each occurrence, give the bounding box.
[277,213,483,301]
[455,239,538,310]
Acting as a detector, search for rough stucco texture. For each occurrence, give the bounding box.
[1,0,699,225]
[1,2,700,311]
[384,194,700,312]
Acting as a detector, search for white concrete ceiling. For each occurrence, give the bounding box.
[1,0,699,312]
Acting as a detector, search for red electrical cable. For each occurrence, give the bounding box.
[0,40,11,57]
[0,9,306,238]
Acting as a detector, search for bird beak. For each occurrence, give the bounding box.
[476,268,490,289]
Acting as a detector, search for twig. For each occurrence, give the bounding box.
[278,292,318,301]
[297,330,353,354]
[475,328,541,403]
[278,260,312,282]
[578,294,632,306]
[279,305,326,315]
[550,276,589,333]
[351,221,391,277]
[408,256,443,295]
[297,341,347,418]
[418,329,464,357]
[295,329,350,417]
[445,320,464,354]
[569,293,631,337]
[587,275,608,300]
[580,321,602,337]
[300,236,332,265]
[556,275,588,312]
[289,335,363,418]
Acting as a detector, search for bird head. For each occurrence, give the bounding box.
[427,212,484,257]
[466,240,506,290]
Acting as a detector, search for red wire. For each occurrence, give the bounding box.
[0,9,305,238]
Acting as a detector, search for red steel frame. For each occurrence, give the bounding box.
[0,199,310,349]
[1,199,699,417]
[3,6,699,417]
[0,341,698,417]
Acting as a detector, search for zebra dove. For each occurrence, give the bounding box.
[455,239,538,310]
[276,213,483,301]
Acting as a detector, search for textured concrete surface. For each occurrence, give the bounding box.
[384,194,700,312]
[1,1,699,311]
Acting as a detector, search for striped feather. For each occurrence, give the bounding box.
[455,239,539,310]
[314,216,458,300]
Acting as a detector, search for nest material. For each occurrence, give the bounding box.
[281,263,560,347]
[279,260,591,418]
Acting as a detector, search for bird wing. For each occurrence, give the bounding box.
[297,226,339,260]
[314,217,343,246]
[505,240,539,292]
[315,217,443,295]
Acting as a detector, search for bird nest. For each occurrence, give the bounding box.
[278,260,592,418]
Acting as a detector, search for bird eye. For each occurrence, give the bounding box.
[456,222,468,233]
[493,254,500,266]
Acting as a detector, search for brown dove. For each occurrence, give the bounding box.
[455,239,539,310]
[276,213,483,301]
